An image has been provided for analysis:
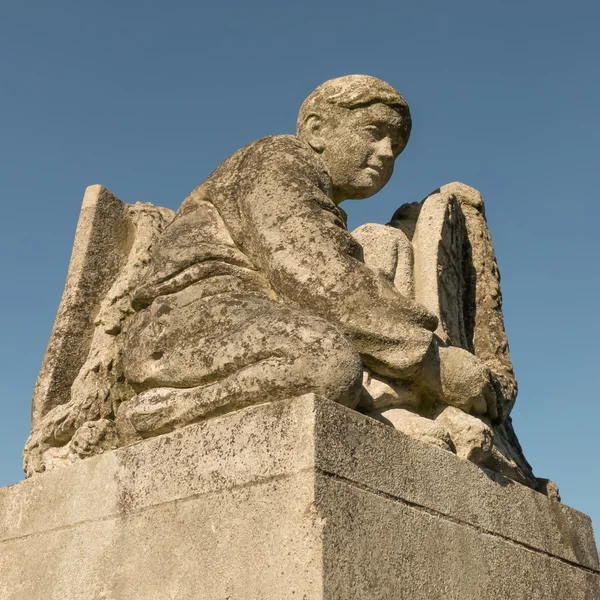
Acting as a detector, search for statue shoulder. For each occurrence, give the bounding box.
[219,135,330,191]
[242,135,329,179]
[184,134,330,209]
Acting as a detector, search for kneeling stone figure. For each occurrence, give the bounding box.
[24,75,545,493]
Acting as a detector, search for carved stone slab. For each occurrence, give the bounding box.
[31,186,131,427]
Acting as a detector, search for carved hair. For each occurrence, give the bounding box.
[296,74,412,140]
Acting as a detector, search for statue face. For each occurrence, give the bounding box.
[319,103,408,203]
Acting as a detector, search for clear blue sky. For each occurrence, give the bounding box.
[1,1,598,539]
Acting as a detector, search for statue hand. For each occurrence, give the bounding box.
[22,403,79,476]
[437,346,497,417]
[22,431,46,477]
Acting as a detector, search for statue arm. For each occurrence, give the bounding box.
[239,163,437,380]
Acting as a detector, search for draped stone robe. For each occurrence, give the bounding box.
[121,135,441,430]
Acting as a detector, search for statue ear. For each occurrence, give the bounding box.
[303,114,326,153]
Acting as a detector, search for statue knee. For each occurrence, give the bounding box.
[302,326,363,409]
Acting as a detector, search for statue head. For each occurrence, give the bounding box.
[297,75,411,204]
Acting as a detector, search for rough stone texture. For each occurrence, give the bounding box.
[389,184,515,422]
[352,222,414,298]
[116,95,435,440]
[447,182,518,420]
[366,182,534,483]
[24,188,174,476]
[319,475,599,599]
[31,185,131,427]
[14,74,597,599]
[434,405,493,461]
[116,90,503,447]
[2,397,599,599]
[412,189,469,348]
[358,370,419,411]
[21,76,546,495]
[369,406,454,451]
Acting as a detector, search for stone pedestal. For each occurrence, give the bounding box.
[2,396,599,599]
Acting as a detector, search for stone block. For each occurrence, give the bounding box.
[1,396,598,599]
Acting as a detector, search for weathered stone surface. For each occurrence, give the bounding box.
[537,477,562,501]
[116,77,440,442]
[354,187,526,479]
[31,185,131,427]
[387,189,506,420]
[312,397,599,570]
[319,474,599,599]
[2,397,598,599]
[24,194,173,476]
[411,189,469,348]
[358,370,419,411]
[357,182,530,482]
[1,473,321,600]
[434,405,493,461]
[352,221,415,298]
[18,76,556,497]
[408,181,518,421]
[12,73,599,600]
[485,417,538,487]
[369,406,454,451]
[452,182,518,421]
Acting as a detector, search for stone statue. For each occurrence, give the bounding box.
[23,75,546,494]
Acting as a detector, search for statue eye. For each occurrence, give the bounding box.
[392,138,405,156]
[365,125,384,139]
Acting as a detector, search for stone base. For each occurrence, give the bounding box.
[1,396,599,599]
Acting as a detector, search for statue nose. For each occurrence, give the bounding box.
[376,137,394,160]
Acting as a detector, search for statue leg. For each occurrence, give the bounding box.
[118,290,363,440]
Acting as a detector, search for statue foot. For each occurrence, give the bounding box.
[358,371,420,412]
[23,418,119,476]
[116,381,264,442]
[116,387,194,442]
[70,419,119,458]
[368,407,454,453]
[434,406,539,489]
[434,406,494,464]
